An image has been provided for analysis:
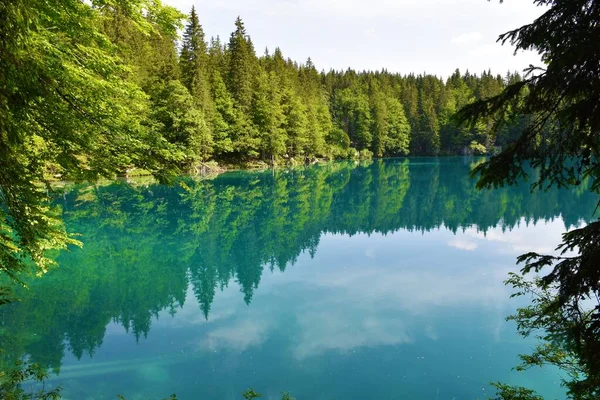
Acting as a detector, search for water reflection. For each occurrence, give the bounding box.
[0,157,594,399]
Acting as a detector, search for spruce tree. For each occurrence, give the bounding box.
[370,85,389,157]
[210,70,235,157]
[179,6,211,111]
[208,36,227,76]
[227,17,255,112]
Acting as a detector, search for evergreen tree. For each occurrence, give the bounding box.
[150,80,213,166]
[333,82,372,151]
[299,59,331,158]
[209,70,235,157]
[411,79,441,154]
[305,102,328,158]
[179,6,211,112]
[281,87,309,158]
[208,36,227,76]
[227,17,255,112]
[384,97,411,155]
[252,70,286,163]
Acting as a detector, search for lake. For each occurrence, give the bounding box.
[1,157,595,400]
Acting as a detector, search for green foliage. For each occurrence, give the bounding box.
[460,1,600,192]
[358,149,374,160]
[469,140,487,155]
[490,383,544,400]
[281,87,309,158]
[242,388,262,399]
[0,0,184,284]
[500,272,599,399]
[252,70,286,162]
[333,84,373,150]
[149,80,213,165]
[0,360,61,400]
[179,6,209,101]
[241,389,296,400]
[227,17,256,112]
[383,97,411,156]
[209,70,236,156]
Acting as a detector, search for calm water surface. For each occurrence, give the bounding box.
[1,158,596,399]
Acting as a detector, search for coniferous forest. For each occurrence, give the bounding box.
[104,5,526,170]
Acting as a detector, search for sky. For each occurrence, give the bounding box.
[163,0,546,78]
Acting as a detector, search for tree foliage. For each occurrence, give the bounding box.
[0,0,184,283]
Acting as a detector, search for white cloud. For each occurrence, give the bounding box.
[448,237,478,251]
[202,319,269,351]
[286,264,511,358]
[451,32,483,46]
[364,27,378,41]
[292,310,412,359]
[464,217,584,256]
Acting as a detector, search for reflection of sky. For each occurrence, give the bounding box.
[59,219,569,400]
[448,217,585,256]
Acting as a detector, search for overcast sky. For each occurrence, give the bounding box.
[163,0,546,78]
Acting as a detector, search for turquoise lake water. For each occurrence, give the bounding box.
[1,157,596,399]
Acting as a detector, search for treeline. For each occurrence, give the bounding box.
[103,5,528,169]
[1,158,596,376]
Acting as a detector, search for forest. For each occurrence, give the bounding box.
[84,4,526,171]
